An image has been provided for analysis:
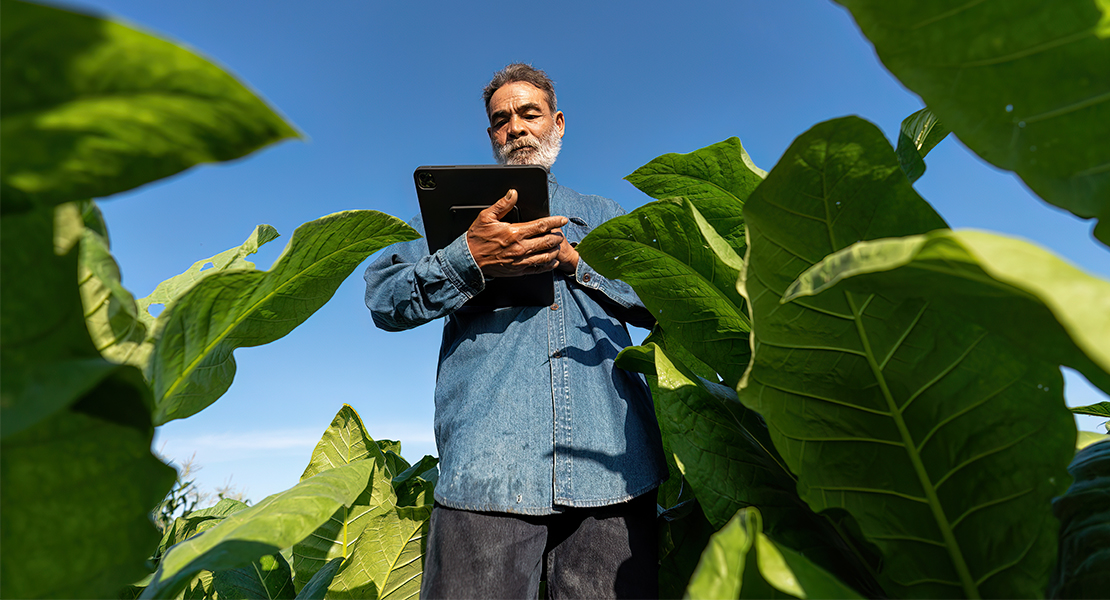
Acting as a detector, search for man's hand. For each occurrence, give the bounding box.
[551,229,580,274]
[466,189,569,278]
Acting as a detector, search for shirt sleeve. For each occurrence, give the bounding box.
[363,215,486,332]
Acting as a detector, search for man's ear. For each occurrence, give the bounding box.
[555,111,565,138]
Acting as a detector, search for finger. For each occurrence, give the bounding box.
[479,189,518,223]
[521,233,566,255]
[516,215,569,238]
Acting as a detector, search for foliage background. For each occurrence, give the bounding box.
[52,0,1110,501]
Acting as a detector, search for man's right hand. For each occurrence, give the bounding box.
[466,189,569,278]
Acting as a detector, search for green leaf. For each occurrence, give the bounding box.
[156,498,251,561]
[625,136,765,251]
[325,504,432,600]
[785,229,1110,396]
[392,455,439,508]
[149,211,420,424]
[0,0,298,212]
[578,198,751,385]
[293,405,395,592]
[136,224,281,333]
[1072,401,1110,418]
[1076,430,1109,450]
[141,460,380,599]
[212,553,295,600]
[1048,438,1110,598]
[659,500,716,600]
[685,507,864,600]
[895,108,950,183]
[835,0,1110,245]
[649,343,879,593]
[78,226,152,369]
[739,116,1076,598]
[295,557,344,600]
[1,391,175,598]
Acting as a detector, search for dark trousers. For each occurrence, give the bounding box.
[420,490,658,599]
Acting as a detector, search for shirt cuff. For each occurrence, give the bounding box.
[438,232,486,299]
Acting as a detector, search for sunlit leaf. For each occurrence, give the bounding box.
[326,504,432,600]
[685,507,863,600]
[212,553,295,600]
[578,198,751,385]
[895,108,949,183]
[141,460,379,599]
[1071,401,1110,418]
[0,0,298,212]
[292,405,395,593]
[149,211,419,424]
[786,229,1110,395]
[836,0,1110,245]
[739,116,1075,598]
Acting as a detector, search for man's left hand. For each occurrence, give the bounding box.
[553,229,579,274]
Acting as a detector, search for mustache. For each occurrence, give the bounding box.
[501,137,539,154]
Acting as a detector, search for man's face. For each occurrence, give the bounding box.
[487,81,565,169]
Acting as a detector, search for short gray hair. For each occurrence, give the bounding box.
[483,63,557,118]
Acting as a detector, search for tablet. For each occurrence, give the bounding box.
[414,165,554,308]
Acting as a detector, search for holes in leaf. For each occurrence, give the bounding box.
[148,303,165,317]
[199,262,214,271]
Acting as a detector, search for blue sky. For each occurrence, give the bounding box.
[62,0,1109,503]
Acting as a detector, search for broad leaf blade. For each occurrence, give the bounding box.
[326,504,432,600]
[293,405,395,592]
[577,198,751,385]
[136,224,281,332]
[650,344,878,593]
[625,136,765,251]
[1072,401,1110,418]
[895,108,950,183]
[1048,439,1110,598]
[1,391,175,598]
[296,557,344,600]
[142,460,380,599]
[786,229,1110,395]
[212,553,295,600]
[685,507,864,600]
[836,0,1110,245]
[149,211,419,424]
[739,116,1075,598]
[0,0,299,212]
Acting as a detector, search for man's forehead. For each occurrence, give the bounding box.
[488,82,550,115]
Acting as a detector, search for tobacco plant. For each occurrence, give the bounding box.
[577,1,1110,597]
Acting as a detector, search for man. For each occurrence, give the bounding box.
[364,64,666,599]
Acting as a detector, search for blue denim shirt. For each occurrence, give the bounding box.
[364,175,667,515]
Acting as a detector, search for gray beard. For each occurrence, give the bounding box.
[491,126,562,169]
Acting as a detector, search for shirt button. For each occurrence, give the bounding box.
[551,303,559,311]
[553,350,562,358]
[582,274,591,282]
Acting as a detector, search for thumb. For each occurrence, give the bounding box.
[481,189,518,222]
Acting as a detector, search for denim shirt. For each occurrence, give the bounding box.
[363,174,667,515]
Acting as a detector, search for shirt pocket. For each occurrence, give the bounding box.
[564,216,590,246]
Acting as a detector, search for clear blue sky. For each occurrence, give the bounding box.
[63,0,1109,503]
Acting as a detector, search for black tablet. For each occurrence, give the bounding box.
[414,165,554,308]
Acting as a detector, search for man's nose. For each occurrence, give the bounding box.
[507,115,527,138]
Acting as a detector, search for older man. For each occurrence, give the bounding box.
[364,63,666,599]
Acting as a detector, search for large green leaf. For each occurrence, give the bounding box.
[1072,401,1110,418]
[685,507,863,600]
[738,116,1076,598]
[785,229,1110,395]
[136,224,281,333]
[659,500,716,600]
[155,498,251,562]
[895,108,950,183]
[212,553,295,600]
[625,136,765,251]
[293,404,395,592]
[142,460,380,599]
[0,0,298,212]
[578,198,751,385]
[649,343,879,594]
[1,389,176,598]
[148,211,419,424]
[295,558,344,600]
[1048,439,1110,598]
[836,0,1110,245]
[325,503,432,600]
